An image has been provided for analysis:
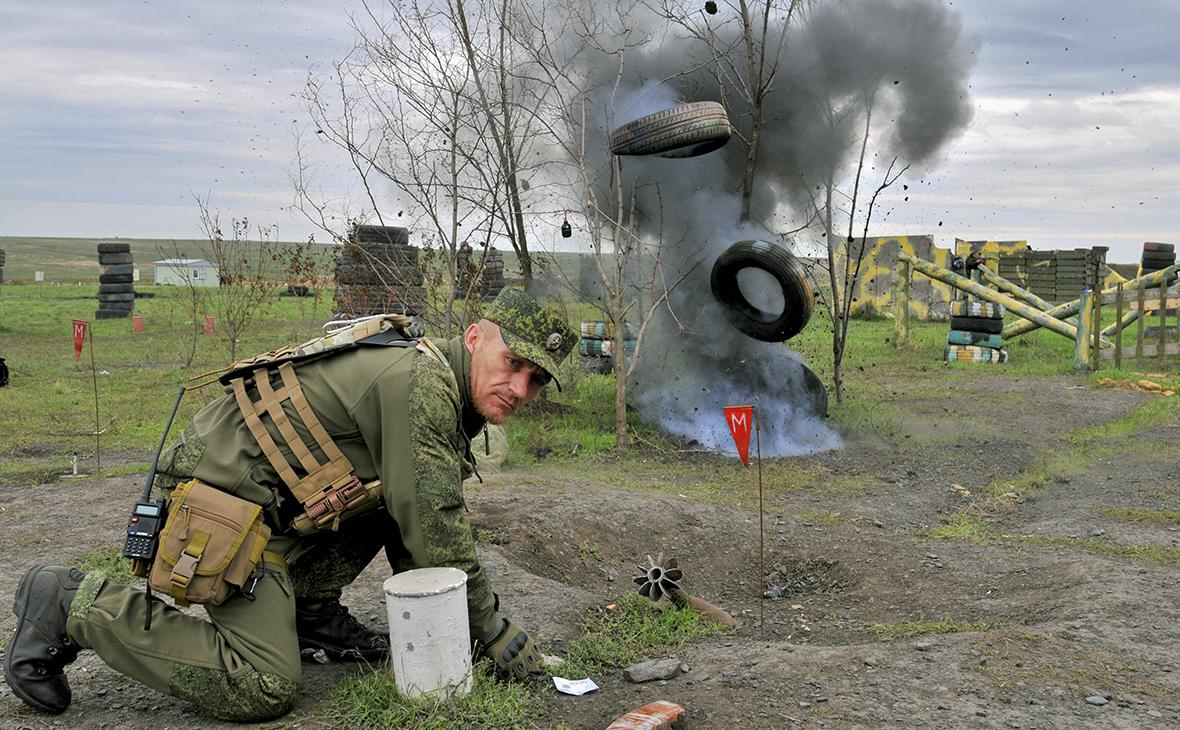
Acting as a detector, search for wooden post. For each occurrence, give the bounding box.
[1091,282,1102,370]
[1075,288,1093,371]
[1004,263,1178,340]
[893,263,904,347]
[900,260,912,345]
[1136,287,1145,365]
[1114,282,1124,370]
[1160,287,1168,366]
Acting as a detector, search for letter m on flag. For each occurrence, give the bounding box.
[723,405,754,466]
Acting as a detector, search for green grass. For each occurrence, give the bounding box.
[322,661,542,730]
[1101,507,1180,524]
[78,546,137,583]
[928,514,991,542]
[556,592,725,678]
[859,617,993,641]
[1066,395,1180,443]
[1008,534,1180,567]
[929,515,1180,567]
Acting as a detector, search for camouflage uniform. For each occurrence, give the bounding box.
[62,289,576,721]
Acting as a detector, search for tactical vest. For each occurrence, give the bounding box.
[204,315,455,534]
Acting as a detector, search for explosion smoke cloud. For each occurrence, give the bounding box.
[603,0,977,457]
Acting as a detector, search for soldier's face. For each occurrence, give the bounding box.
[465,322,549,424]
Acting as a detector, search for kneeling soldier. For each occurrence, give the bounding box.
[4,288,575,721]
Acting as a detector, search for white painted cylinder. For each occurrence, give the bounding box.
[383,567,473,698]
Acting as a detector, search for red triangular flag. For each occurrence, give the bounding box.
[723,405,754,466]
[72,319,87,361]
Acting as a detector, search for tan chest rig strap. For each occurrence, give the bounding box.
[226,318,453,535]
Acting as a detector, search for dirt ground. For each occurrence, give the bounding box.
[1,374,1178,729]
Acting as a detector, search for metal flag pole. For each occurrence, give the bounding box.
[754,405,764,638]
[87,323,101,472]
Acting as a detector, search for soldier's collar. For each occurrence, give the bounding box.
[443,335,485,439]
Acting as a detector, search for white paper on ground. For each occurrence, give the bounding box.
[552,676,600,695]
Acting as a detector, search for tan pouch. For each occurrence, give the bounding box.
[149,479,271,607]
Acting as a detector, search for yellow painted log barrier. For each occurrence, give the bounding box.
[977,265,1054,312]
[898,252,1080,340]
[1003,264,1179,340]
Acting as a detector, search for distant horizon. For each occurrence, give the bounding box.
[0,232,1159,266]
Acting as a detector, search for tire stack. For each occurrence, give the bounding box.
[0,248,6,284]
[577,320,634,374]
[480,248,505,299]
[945,300,1008,364]
[1141,242,1178,320]
[96,242,135,319]
[333,225,426,318]
[1140,242,1176,276]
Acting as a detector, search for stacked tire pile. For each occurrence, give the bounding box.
[945,300,1008,364]
[0,248,6,284]
[333,225,426,318]
[578,320,634,374]
[1140,242,1175,276]
[96,242,135,319]
[1141,242,1178,324]
[480,248,505,299]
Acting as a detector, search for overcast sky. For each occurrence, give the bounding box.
[1,0,1176,263]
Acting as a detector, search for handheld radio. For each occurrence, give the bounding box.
[122,386,186,574]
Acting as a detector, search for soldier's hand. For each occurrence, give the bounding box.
[482,619,543,680]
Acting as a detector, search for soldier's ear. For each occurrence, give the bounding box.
[463,322,482,354]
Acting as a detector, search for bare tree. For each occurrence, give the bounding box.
[799,88,907,404]
[510,1,701,447]
[197,200,277,362]
[651,0,807,225]
[295,0,558,334]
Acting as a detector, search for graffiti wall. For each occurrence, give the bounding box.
[841,235,953,319]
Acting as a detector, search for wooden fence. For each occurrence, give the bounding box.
[1089,284,1180,367]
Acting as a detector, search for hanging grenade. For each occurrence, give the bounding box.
[561,219,572,238]
[704,1,718,14]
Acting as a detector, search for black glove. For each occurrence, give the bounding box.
[482,619,543,680]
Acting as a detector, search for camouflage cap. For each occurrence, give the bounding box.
[483,288,577,390]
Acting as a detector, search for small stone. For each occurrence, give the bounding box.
[915,642,934,652]
[624,657,685,683]
[690,672,712,683]
[863,656,880,667]
[541,654,562,669]
[873,519,884,528]
[1085,695,1109,706]
[799,701,811,708]
[1147,710,1163,718]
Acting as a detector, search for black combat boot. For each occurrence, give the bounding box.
[294,597,389,662]
[4,565,85,714]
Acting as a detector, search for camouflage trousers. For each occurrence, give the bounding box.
[65,541,301,722]
[64,511,409,721]
[286,508,410,600]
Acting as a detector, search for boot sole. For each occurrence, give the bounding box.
[4,565,69,715]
